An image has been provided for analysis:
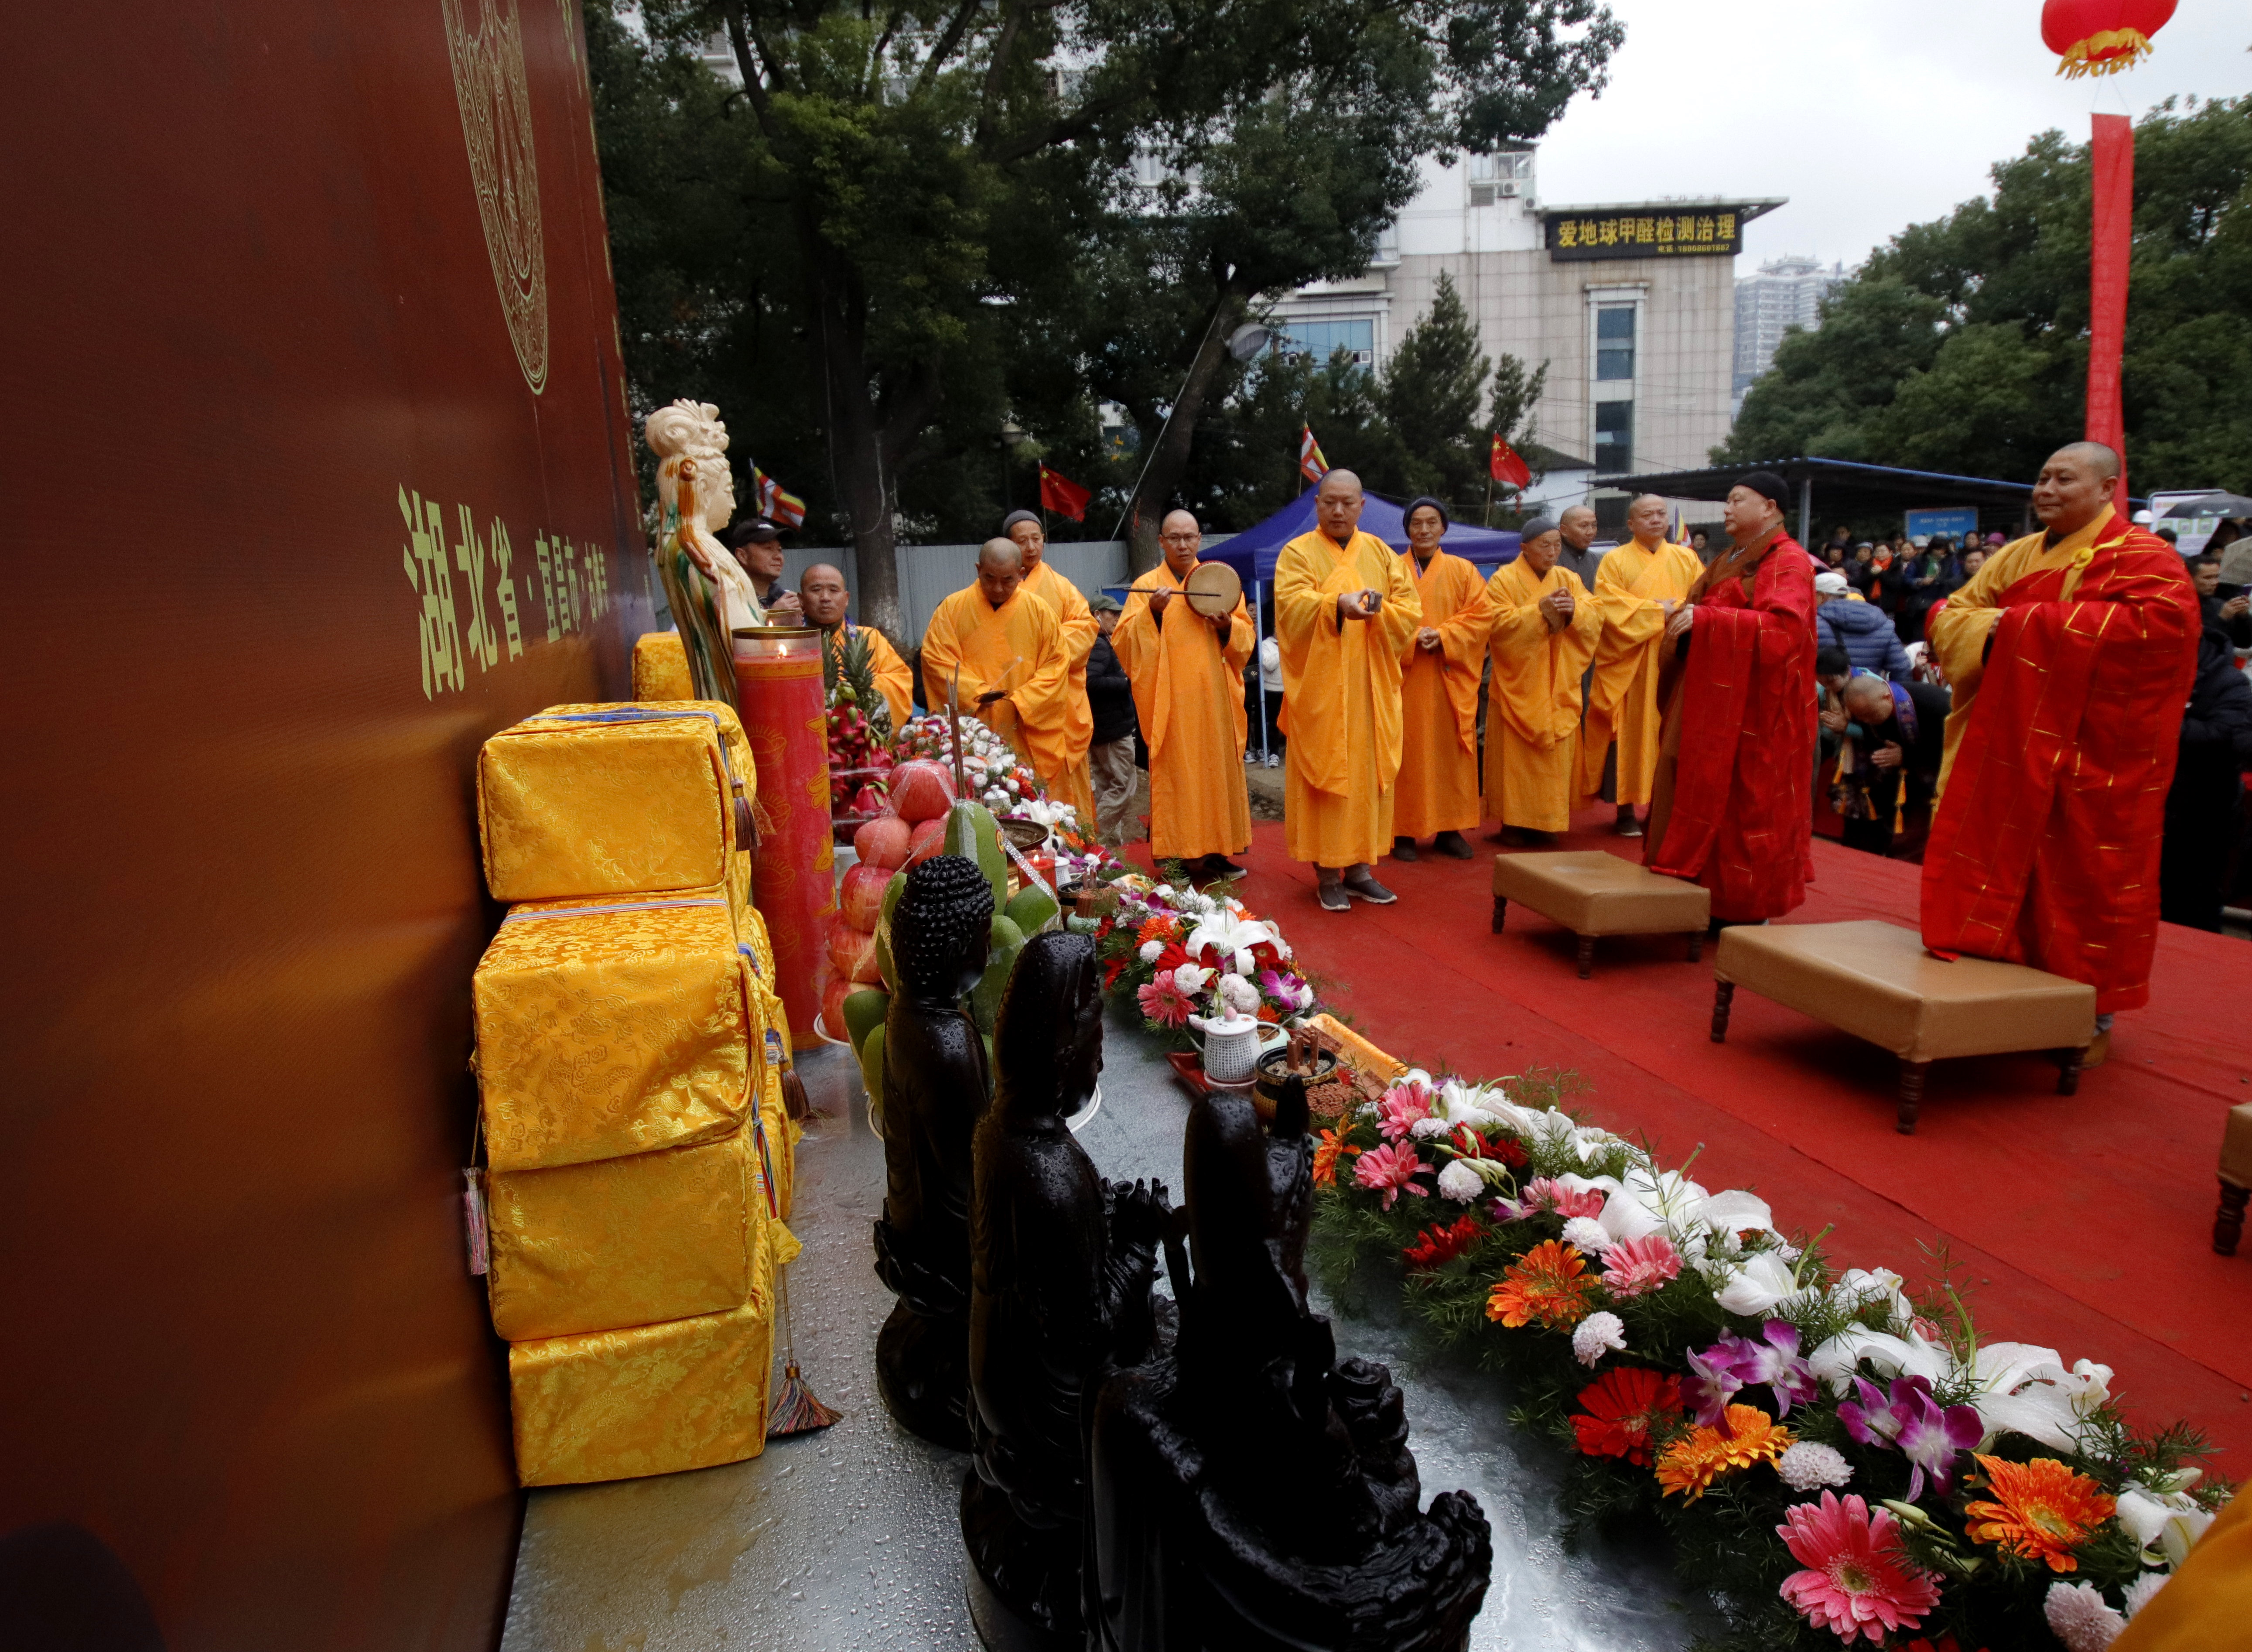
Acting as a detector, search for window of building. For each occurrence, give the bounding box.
[1594,401,1633,474]
[1596,304,1636,381]
[1276,318,1375,368]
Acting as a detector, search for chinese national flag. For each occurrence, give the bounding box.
[1039,462,1090,522]
[1489,434,1531,489]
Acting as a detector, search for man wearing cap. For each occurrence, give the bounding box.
[1001,510,1097,821]
[1921,441,2200,1065]
[1083,594,1139,845]
[1482,514,1602,844]
[1391,496,1491,861]
[1274,469,1422,912]
[1581,494,1703,837]
[802,562,914,729]
[726,518,804,626]
[1112,510,1254,877]
[920,540,1077,807]
[1644,469,1818,922]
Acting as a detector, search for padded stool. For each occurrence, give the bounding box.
[2218,1104,2252,1256]
[1490,851,1710,978]
[1710,920,2096,1134]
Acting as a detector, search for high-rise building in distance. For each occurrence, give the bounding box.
[1733,256,1843,411]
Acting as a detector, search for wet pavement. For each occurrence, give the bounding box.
[499,1006,1707,1652]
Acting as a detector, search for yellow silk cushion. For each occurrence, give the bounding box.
[756,1067,798,1223]
[632,630,695,702]
[485,1127,755,1342]
[474,889,755,1172]
[507,1214,776,1487]
[476,704,744,903]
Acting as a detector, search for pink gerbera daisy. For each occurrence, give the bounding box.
[1353,1141,1428,1211]
[1600,1233,1683,1299]
[1136,968,1194,1028]
[1775,1491,1942,1645]
[1374,1080,1435,1143]
[1519,1176,1607,1220]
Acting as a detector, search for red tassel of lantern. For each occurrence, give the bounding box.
[2040,0,2177,78]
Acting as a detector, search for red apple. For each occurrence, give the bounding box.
[840,861,892,929]
[854,814,912,869]
[888,759,957,824]
[905,817,947,865]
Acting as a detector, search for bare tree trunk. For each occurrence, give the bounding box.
[1124,288,1246,575]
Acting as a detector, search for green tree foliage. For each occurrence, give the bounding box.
[1722,96,2252,492]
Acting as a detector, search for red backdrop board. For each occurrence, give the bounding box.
[0,4,653,1649]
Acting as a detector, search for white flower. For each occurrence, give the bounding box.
[1217,972,1261,1016]
[2044,1580,2126,1652]
[2121,1571,2168,1620]
[1775,1442,1854,1492]
[1572,1311,1627,1366]
[1170,963,1211,998]
[1968,1351,2114,1454]
[1410,1116,1452,1140]
[1562,1217,1612,1255]
[1808,1326,1954,1395]
[1435,1159,1483,1203]
[1714,1252,1805,1317]
[2117,1481,2217,1566]
[1138,940,1164,964]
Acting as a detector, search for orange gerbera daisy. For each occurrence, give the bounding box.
[1135,913,1181,946]
[1962,1455,2117,1573]
[1656,1404,1794,1501]
[1312,1127,1359,1189]
[1484,1240,1599,1330]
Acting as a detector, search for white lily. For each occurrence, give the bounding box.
[1970,1354,2115,1454]
[1808,1326,1955,1394]
[2116,1482,2216,1566]
[1714,1251,1804,1317]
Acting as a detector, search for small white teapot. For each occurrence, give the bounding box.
[1186,1012,1262,1086]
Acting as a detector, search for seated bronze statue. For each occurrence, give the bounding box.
[962,932,1166,1650]
[1085,1066,1493,1652]
[873,854,994,1449]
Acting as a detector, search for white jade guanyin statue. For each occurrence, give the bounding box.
[644,398,765,704]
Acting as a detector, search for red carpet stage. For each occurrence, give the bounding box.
[1134,812,2252,1464]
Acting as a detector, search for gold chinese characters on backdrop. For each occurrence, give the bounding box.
[1545,210,1743,261]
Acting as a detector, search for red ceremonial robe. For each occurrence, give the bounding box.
[1920,513,2199,1012]
[1645,532,1817,921]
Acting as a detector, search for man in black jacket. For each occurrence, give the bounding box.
[1836,674,1951,858]
[1085,595,1140,845]
[2160,626,2252,930]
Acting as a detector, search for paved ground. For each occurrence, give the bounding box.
[499,1009,1708,1652]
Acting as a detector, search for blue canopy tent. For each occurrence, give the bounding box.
[1199,490,1519,581]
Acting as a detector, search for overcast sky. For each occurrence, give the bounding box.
[1532,1,2250,272]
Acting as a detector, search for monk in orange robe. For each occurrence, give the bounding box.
[919,541,1078,808]
[1111,510,1254,878]
[1483,515,1602,842]
[802,562,914,731]
[1644,472,1817,922]
[1002,511,1097,822]
[1391,497,1491,862]
[1582,494,1704,836]
[1275,469,1422,912]
[1922,442,2200,1062]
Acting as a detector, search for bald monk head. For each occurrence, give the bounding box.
[1842,674,1897,728]
[1627,495,1670,549]
[1560,504,1598,552]
[800,561,850,628]
[1315,469,1365,547]
[976,537,1025,608]
[2034,442,2121,539]
[1159,509,1203,579]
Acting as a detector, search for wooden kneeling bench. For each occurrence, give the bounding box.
[1709,920,2096,1134]
[1491,852,1711,978]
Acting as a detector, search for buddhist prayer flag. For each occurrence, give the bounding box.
[1489,435,1531,489]
[1299,425,1329,483]
[752,465,807,528]
[1038,462,1091,522]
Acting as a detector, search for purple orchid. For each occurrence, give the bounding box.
[1722,1320,1821,1419]
[1682,1343,1746,1429]
[1838,1375,1984,1502]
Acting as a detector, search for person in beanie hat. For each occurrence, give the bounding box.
[1644,469,1818,921]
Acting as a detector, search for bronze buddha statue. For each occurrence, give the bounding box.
[962,932,1166,1649]
[872,854,994,1448]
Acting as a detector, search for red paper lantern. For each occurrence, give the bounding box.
[2041,0,2176,77]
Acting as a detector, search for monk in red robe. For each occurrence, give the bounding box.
[1644,470,1817,921]
[1921,442,2200,1063]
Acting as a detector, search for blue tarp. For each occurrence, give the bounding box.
[1200,491,1520,582]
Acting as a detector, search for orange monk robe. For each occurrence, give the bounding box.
[919,585,1078,804]
[1580,539,1704,806]
[1274,529,1422,867]
[821,621,914,732]
[1111,564,1255,860]
[2110,1488,2252,1652]
[1482,558,1601,832]
[1392,550,1492,839]
[1017,560,1098,821]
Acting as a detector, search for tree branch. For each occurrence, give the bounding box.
[721,5,782,138]
[973,0,1031,148]
[866,8,907,99]
[911,0,984,100]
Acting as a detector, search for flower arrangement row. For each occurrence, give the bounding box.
[1308,1065,2230,1652]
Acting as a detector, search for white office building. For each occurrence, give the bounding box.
[1733,256,1844,408]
